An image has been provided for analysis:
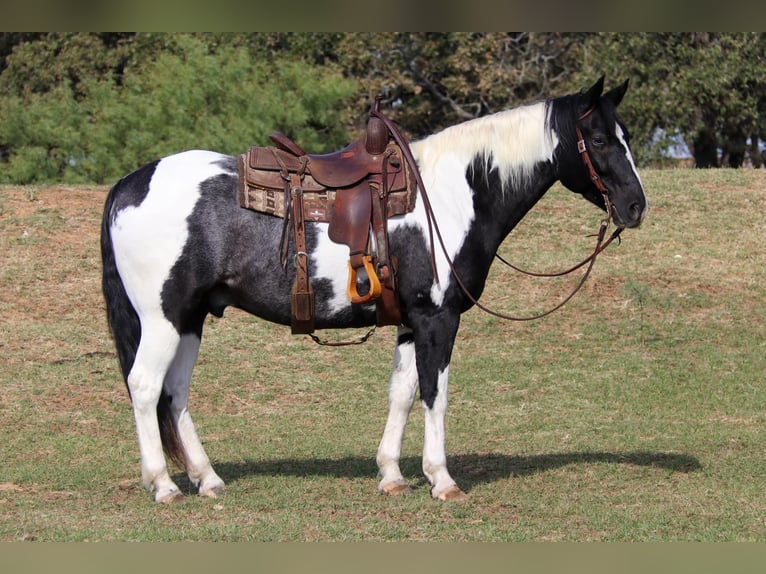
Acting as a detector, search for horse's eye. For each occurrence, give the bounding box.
[591,134,607,148]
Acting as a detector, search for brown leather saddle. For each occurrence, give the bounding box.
[237,100,417,334]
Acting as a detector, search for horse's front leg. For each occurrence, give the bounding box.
[377,327,419,495]
[414,311,467,501]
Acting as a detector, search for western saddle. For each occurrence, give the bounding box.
[238,99,417,335]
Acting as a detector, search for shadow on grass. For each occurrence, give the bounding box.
[211,450,701,493]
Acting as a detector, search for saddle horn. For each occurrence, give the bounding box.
[365,97,389,155]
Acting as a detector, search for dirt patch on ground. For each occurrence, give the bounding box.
[0,186,110,362]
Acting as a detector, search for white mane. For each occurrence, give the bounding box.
[411,101,558,193]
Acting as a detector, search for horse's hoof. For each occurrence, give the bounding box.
[434,485,468,501]
[380,481,414,496]
[156,489,185,504]
[199,483,226,499]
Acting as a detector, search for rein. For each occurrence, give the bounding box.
[373,105,622,323]
[495,227,621,278]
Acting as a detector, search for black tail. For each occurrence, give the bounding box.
[101,179,188,471]
[157,393,187,470]
[101,186,141,385]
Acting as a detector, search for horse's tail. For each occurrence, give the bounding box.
[101,178,188,470]
[101,185,140,385]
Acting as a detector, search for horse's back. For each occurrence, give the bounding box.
[106,150,236,218]
[104,150,372,330]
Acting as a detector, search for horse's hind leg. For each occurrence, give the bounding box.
[376,327,419,495]
[162,332,225,498]
[127,317,184,503]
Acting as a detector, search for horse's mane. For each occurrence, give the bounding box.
[411,101,559,194]
[547,93,580,158]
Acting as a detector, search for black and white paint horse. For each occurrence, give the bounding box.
[101,78,648,503]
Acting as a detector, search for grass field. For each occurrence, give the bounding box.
[1,169,764,541]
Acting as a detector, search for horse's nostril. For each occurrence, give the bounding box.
[629,202,642,219]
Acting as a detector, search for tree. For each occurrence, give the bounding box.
[332,33,586,138]
[0,33,43,74]
[0,33,131,99]
[582,33,766,167]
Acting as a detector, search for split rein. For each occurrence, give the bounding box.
[490,218,622,321]
[376,105,623,323]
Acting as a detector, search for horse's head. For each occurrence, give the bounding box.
[555,77,648,229]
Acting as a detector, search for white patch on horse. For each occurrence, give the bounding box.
[311,222,353,314]
[398,150,476,307]
[111,150,228,316]
[422,365,460,498]
[416,102,558,193]
[615,123,649,219]
[376,328,419,493]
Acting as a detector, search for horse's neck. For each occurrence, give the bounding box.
[414,102,559,221]
[482,166,559,249]
[409,104,561,268]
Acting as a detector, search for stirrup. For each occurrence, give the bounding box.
[347,255,382,304]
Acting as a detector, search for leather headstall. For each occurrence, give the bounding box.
[574,107,612,219]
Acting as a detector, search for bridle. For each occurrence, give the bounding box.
[374,104,623,323]
[486,106,623,320]
[575,107,610,200]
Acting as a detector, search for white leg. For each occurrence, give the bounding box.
[422,365,466,500]
[376,327,419,495]
[163,334,226,498]
[127,317,183,503]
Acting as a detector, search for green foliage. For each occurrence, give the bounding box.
[0,34,357,184]
[2,32,766,181]
[580,33,766,167]
[0,33,125,98]
[93,36,355,174]
[0,84,87,182]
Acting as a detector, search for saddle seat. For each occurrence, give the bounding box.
[266,112,396,189]
[255,136,397,190]
[238,101,417,335]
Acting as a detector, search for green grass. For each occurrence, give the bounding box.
[0,170,765,541]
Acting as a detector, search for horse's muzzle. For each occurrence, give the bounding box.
[613,198,648,229]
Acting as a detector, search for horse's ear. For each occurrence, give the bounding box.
[603,79,629,108]
[580,76,605,114]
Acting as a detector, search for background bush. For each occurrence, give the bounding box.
[0,35,357,184]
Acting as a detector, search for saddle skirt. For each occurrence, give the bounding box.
[238,139,416,222]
